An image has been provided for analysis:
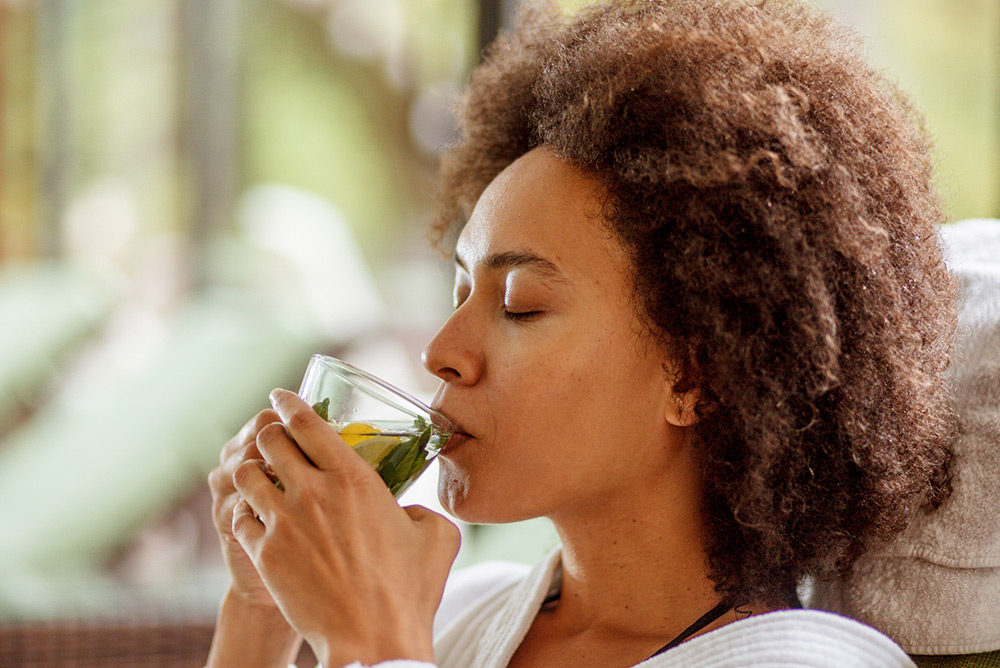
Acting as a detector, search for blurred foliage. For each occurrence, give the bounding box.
[241,0,407,252]
[1,0,997,264]
[0,5,38,258]
[821,0,1000,221]
[240,0,476,258]
[0,0,476,263]
[875,0,1000,220]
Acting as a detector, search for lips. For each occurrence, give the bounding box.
[440,431,471,454]
[431,405,473,453]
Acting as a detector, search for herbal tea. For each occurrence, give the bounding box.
[293,355,455,499]
[313,398,449,497]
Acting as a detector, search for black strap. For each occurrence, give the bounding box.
[648,598,733,657]
[539,592,734,658]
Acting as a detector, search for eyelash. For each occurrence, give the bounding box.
[451,285,540,322]
[502,308,540,322]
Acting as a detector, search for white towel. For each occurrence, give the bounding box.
[810,218,1000,654]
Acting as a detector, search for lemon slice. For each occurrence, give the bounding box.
[351,436,402,466]
[338,422,381,447]
[338,422,401,466]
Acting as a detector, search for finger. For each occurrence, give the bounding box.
[208,465,239,510]
[269,388,359,472]
[222,409,280,463]
[229,411,272,458]
[232,497,266,550]
[256,422,315,486]
[215,491,240,530]
[233,459,283,523]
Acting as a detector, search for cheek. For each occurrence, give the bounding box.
[436,328,667,521]
[516,353,632,424]
[484,343,640,463]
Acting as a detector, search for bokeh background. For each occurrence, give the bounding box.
[0,0,997,662]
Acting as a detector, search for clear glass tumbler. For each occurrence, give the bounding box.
[297,354,453,498]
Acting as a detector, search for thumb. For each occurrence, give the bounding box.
[403,505,462,555]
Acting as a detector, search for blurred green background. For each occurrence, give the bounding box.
[0,0,996,634]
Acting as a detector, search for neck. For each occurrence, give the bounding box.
[545,450,725,639]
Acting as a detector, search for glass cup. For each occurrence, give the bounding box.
[297,354,453,498]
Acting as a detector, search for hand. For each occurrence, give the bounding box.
[208,409,283,609]
[231,389,461,667]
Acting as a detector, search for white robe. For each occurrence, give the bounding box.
[339,548,916,668]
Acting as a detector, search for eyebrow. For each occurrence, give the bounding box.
[454,249,570,283]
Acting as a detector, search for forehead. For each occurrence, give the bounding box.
[455,147,628,275]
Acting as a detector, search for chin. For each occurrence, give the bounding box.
[436,458,542,525]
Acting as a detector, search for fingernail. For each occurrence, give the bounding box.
[268,388,283,408]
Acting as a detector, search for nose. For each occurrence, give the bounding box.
[422,306,483,386]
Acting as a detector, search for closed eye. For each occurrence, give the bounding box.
[502,308,541,322]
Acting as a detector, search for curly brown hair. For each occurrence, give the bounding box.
[431,0,957,608]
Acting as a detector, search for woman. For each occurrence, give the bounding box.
[206,1,957,666]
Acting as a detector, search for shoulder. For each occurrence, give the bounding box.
[433,560,532,633]
[645,609,915,668]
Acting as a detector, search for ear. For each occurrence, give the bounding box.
[665,385,701,427]
[661,359,702,427]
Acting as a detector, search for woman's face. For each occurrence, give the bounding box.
[423,147,692,524]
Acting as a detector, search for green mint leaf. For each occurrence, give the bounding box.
[373,418,436,496]
[387,423,433,495]
[312,398,330,421]
[395,441,422,480]
[393,449,428,496]
[376,440,413,489]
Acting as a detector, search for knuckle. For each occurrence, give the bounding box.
[230,509,251,539]
[212,496,235,526]
[208,465,232,491]
[242,439,262,462]
[256,422,281,439]
[337,467,378,497]
[221,433,243,462]
[232,459,262,488]
[233,499,262,531]
[238,412,265,444]
[285,407,315,433]
[295,470,330,499]
[256,422,285,449]
[234,422,253,446]
[252,409,280,435]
